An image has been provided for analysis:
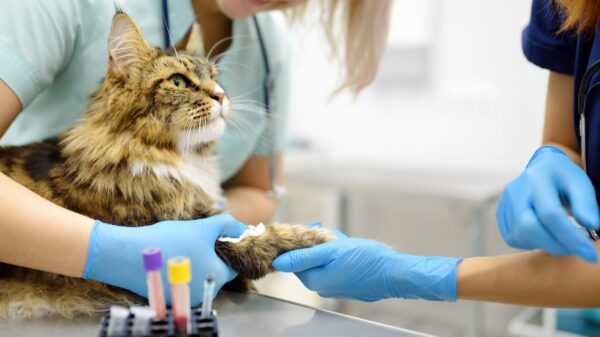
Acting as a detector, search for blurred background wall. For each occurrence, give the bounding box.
[286,0,546,174]
[256,1,550,336]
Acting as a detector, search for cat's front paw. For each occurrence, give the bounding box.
[215,223,335,280]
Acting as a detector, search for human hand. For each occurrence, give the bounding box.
[272,236,462,302]
[83,214,248,305]
[497,146,600,262]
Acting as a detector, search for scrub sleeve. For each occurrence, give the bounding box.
[0,0,82,108]
[522,0,600,204]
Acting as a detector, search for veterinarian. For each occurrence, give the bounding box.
[274,0,600,307]
[0,0,391,305]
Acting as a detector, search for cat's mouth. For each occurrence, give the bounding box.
[213,97,231,121]
[179,118,226,148]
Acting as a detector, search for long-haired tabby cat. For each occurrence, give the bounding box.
[0,11,333,320]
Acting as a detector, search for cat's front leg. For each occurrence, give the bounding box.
[214,224,335,280]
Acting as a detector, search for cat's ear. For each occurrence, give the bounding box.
[174,22,205,57]
[108,13,152,76]
[186,22,205,56]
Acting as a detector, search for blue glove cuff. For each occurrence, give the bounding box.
[390,255,463,302]
[444,257,463,301]
[526,146,567,168]
[82,220,103,279]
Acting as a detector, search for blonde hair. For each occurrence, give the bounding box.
[291,0,393,95]
[553,0,600,33]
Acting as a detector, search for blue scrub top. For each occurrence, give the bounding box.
[523,0,600,202]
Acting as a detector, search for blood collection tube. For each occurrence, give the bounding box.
[201,273,215,318]
[168,256,192,335]
[143,248,167,319]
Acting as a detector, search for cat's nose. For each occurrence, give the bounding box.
[207,85,225,105]
[210,92,224,105]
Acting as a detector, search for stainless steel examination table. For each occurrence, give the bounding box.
[0,291,434,337]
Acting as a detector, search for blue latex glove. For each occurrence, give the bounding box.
[272,235,462,302]
[83,214,248,306]
[497,146,600,262]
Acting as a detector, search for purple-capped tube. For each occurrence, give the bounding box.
[143,248,167,319]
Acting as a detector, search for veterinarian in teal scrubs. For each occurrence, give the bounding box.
[0,0,392,305]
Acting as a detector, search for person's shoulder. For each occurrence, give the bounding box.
[523,0,577,74]
[34,0,112,16]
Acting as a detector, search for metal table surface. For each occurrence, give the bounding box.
[0,291,434,337]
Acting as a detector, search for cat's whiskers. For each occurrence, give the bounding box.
[226,86,264,102]
[205,35,258,61]
[230,100,285,123]
[179,99,189,154]
[225,110,270,144]
[206,36,236,60]
[229,98,267,107]
[231,104,285,122]
[225,117,253,139]
[161,8,182,64]
[182,29,252,53]
[185,115,193,156]
[230,103,270,114]
[215,61,253,72]
[184,100,197,156]
[212,44,260,63]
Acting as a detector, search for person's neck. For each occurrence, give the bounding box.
[191,0,233,58]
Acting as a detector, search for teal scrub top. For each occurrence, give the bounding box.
[0,0,291,182]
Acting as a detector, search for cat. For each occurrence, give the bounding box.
[0,10,334,320]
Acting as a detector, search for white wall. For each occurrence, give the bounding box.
[287,0,547,177]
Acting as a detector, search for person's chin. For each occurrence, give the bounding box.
[216,0,262,19]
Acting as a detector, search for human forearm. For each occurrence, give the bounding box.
[0,172,94,277]
[542,72,582,165]
[224,186,277,225]
[457,244,600,307]
[222,154,283,225]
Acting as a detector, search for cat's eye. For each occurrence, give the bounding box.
[169,75,189,89]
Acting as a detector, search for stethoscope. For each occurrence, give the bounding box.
[576,59,600,240]
[161,0,284,200]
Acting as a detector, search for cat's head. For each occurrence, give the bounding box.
[94,12,229,150]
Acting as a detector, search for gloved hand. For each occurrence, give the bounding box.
[83,214,248,305]
[497,146,600,262]
[272,235,462,302]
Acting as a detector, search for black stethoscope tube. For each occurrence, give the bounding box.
[251,16,282,199]
[577,59,600,240]
[161,0,171,50]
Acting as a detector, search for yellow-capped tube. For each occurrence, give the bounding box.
[168,256,191,335]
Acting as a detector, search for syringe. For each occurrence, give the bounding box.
[168,256,192,335]
[142,248,167,319]
[201,273,216,318]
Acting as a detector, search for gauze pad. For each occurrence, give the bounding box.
[218,223,265,243]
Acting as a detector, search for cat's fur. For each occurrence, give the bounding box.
[0,12,333,320]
